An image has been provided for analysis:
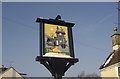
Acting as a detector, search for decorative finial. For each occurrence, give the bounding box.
[55,15,61,20]
[114,27,118,33]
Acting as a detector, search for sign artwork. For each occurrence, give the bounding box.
[44,24,72,58]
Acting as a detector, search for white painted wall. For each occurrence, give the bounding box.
[0,67,24,79]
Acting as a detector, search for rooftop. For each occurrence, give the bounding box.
[99,48,120,69]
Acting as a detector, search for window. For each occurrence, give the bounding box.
[118,67,120,76]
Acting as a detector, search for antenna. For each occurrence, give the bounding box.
[115,1,120,30]
[118,0,120,32]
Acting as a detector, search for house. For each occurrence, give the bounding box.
[99,27,120,78]
[0,65,26,79]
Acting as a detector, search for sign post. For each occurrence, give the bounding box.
[36,15,79,79]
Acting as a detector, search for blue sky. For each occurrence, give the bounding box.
[2,2,118,77]
[0,2,2,67]
[1,0,118,2]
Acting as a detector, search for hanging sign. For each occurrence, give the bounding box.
[36,17,75,58]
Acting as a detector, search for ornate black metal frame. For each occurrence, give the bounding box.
[36,16,79,79]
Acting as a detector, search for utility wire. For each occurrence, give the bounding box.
[78,42,110,53]
[2,16,110,53]
[2,16,38,31]
[2,15,111,53]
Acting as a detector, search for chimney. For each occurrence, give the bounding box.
[111,27,120,50]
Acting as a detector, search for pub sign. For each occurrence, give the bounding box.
[36,16,75,58]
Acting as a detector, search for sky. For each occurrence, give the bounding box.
[0,2,2,67]
[1,2,119,77]
[1,0,118,2]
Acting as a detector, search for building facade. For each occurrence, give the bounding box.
[0,65,26,79]
[99,27,120,78]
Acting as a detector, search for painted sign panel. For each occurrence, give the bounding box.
[44,24,72,58]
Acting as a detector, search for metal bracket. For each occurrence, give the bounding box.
[36,56,79,79]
